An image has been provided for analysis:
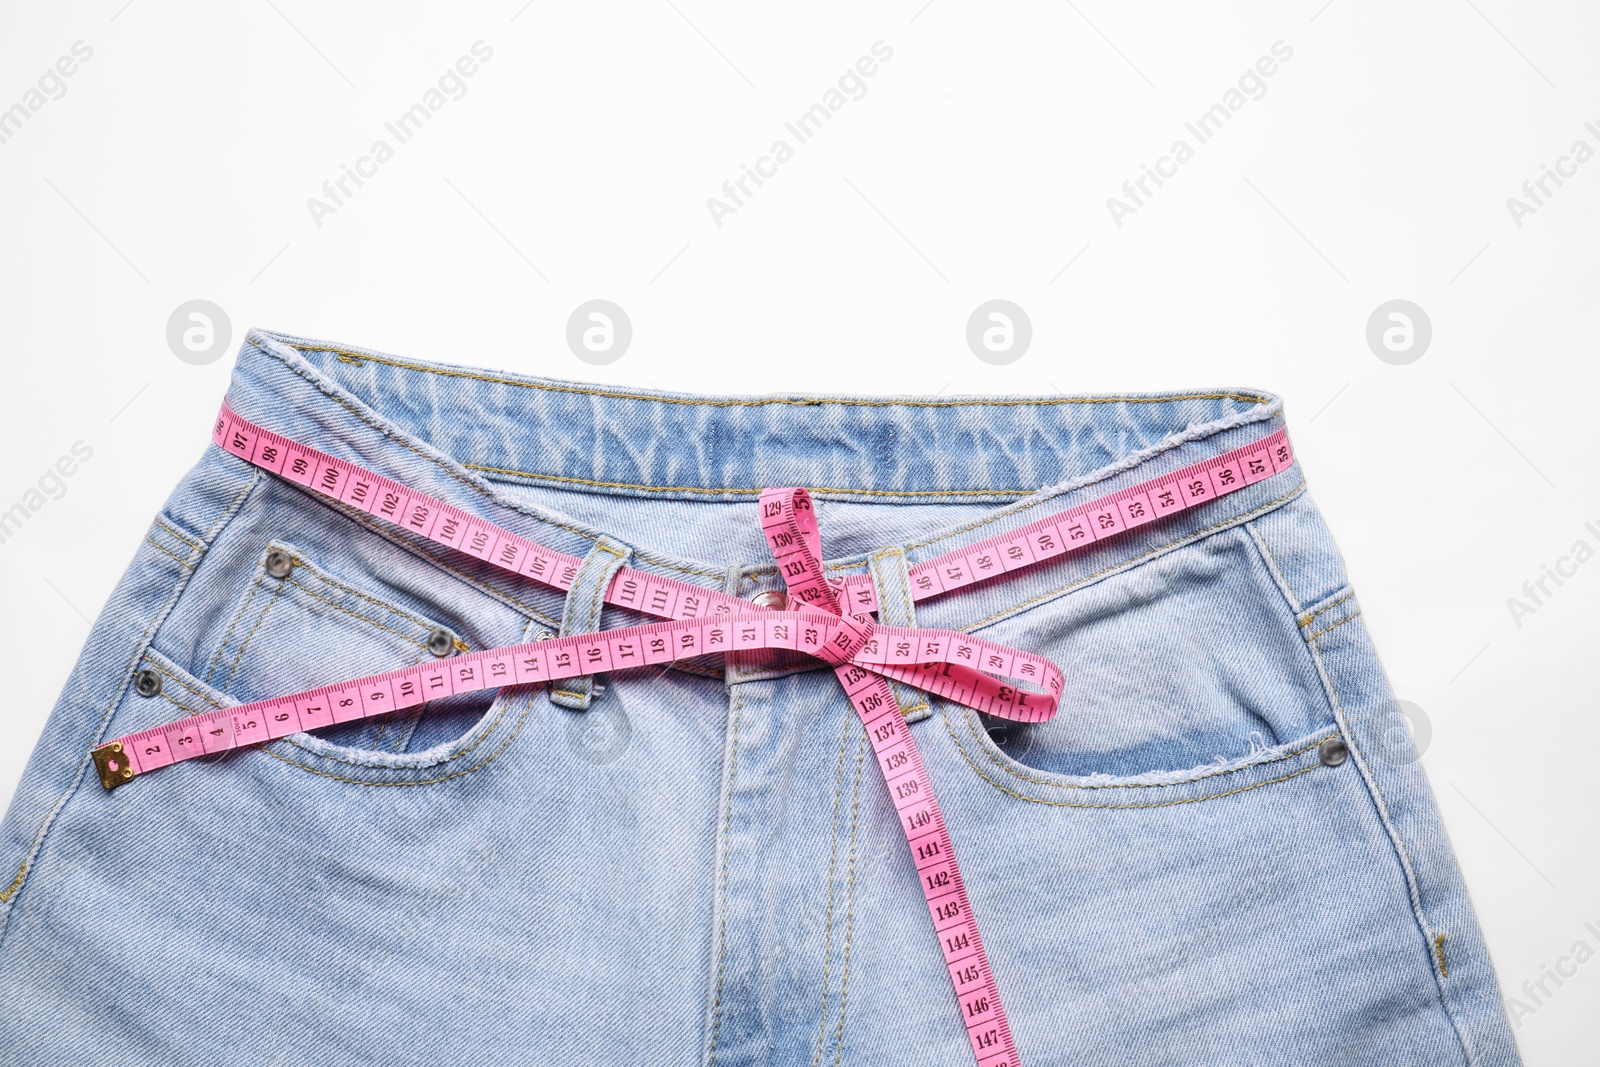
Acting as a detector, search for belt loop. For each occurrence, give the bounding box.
[868,546,932,723]
[549,534,634,711]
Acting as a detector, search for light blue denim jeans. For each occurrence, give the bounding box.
[0,330,1518,1065]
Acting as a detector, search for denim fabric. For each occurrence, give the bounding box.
[0,330,1519,1065]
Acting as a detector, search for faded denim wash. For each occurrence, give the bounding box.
[0,330,1519,1065]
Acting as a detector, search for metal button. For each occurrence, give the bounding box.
[426,628,457,658]
[751,590,788,610]
[133,668,162,698]
[264,550,294,579]
[1319,737,1349,767]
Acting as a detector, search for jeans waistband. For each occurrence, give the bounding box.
[228,329,1303,640]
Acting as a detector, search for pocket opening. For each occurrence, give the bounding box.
[950,526,1338,783]
[144,538,536,782]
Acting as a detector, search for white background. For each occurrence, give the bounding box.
[1,1,1596,1059]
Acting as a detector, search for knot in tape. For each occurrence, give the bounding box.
[791,603,873,667]
[759,485,1059,724]
[755,489,878,664]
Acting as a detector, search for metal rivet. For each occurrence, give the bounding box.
[534,629,557,643]
[133,668,163,698]
[1319,737,1349,767]
[426,628,456,658]
[751,590,788,610]
[264,550,294,579]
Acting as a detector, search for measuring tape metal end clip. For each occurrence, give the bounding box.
[92,740,136,791]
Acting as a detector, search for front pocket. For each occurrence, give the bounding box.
[955,525,1337,783]
[197,540,503,759]
[940,699,1342,808]
[113,646,544,789]
[920,707,1466,1065]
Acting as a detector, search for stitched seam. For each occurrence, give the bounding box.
[872,546,920,717]
[644,556,723,579]
[1434,933,1448,978]
[665,660,726,680]
[277,574,432,649]
[1285,613,1463,1033]
[946,718,1326,808]
[584,543,624,631]
[833,730,868,1066]
[152,516,203,552]
[548,543,624,702]
[342,505,543,614]
[147,655,509,771]
[810,710,855,1067]
[278,344,1270,406]
[1299,591,1356,627]
[278,685,516,769]
[142,533,193,570]
[155,689,209,717]
[960,481,1307,631]
[375,697,424,754]
[892,558,928,716]
[1343,747,1447,970]
[205,574,267,684]
[465,463,1040,498]
[892,550,913,624]
[897,444,1289,556]
[220,579,288,691]
[327,502,551,621]
[256,692,533,786]
[0,472,258,925]
[389,705,426,752]
[558,539,607,624]
[85,611,166,774]
[0,863,26,903]
[250,342,726,579]
[286,550,453,633]
[1306,611,1361,641]
[370,649,429,752]
[576,543,625,678]
[219,565,469,703]
[143,661,222,706]
[705,685,744,1066]
[256,340,1271,577]
[958,705,1329,791]
[1244,521,1303,616]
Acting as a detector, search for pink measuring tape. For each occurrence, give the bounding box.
[91,401,1296,1066]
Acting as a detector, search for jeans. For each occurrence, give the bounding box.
[0,330,1519,1065]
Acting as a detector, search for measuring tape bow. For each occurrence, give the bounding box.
[761,482,1022,1062]
[90,400,1296,1066]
